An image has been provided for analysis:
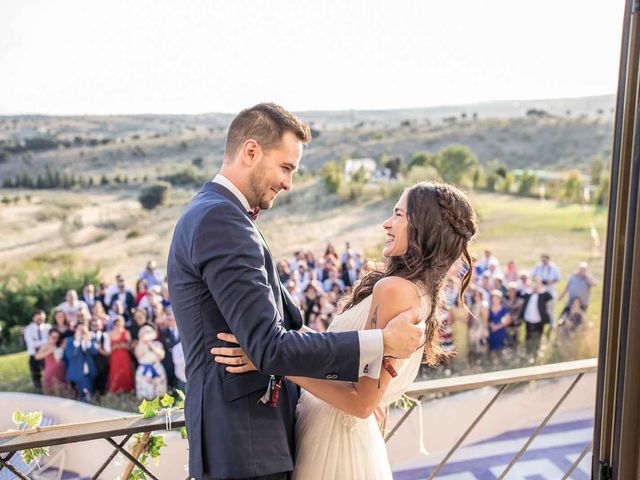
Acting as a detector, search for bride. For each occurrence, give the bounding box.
[215,181,477,479]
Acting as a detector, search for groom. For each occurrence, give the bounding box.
[167,103,424,480]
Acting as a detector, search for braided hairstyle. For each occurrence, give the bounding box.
[342,181,478,365]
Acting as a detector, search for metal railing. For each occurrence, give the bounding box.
[0,358,597,479]
[384,357,597,479]
[0,412,185,480]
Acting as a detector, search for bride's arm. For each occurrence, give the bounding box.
[212,277,422,419]
[287,277,420,418]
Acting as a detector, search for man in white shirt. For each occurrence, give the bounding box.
[531,254,561,327]
[57,289,89,329]
[23,310,51,393]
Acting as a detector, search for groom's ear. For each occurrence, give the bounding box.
[239,138,262,166]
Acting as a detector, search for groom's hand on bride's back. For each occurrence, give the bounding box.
[382,307,425,359]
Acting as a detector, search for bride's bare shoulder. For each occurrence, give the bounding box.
[372,276,419,305]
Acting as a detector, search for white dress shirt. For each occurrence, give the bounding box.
[211,174,384,379]
[24,322,51,356]
[524,293,542,324]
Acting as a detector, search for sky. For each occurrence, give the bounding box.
[0,0,625,115]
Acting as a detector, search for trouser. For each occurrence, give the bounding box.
[29,355,44,393]
[525,322,544,355]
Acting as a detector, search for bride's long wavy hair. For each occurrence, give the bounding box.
[341,182,478,365]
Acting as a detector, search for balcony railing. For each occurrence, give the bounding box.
[384,357,597,479]
[0,358,596,479]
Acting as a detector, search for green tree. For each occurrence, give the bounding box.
[562,170,583,203]
[139,182,171,210]
[409,151,438,170]
[320,161,343,194]
[517,170,538,196]
[596,175,610,206]
[436,144,478,185]
[590,155,605,186]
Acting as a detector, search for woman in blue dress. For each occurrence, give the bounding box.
[488,289,511,351]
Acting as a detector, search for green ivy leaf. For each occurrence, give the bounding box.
[20,446,49,464]
[12,409,43,429]
[160,393,175,408]
[138,398,159,418]
[147,434,167,458]
[175,389,185,409]
[180,426,188,440]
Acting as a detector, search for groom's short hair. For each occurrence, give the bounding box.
[224,103,312,162]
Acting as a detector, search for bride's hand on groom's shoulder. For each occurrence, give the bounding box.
[211,333,257,373]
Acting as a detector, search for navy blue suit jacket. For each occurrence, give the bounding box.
[167,182,360,479]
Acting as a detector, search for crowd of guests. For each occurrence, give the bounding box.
[451,251,597,359]
[23,261,185,402]
[23,245,597,402]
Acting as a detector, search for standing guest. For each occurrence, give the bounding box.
[467,289,489,356]
[493,275,507,296]
[341,257,359,289]
[559,297,587,335]
[277,260,291,283]
[52,309,73,339]
[57,290,90,329]
[130,307,154,349]
[64,323,98,402]
[476,249,500,275]
[504,282,524,345]
[96,282,110,312]
[158,310,180,390]
[91,302,110,329]
[517,271,531,294]
[300,282,321,325]
[324,243,339,264]
[135,279,148,306]
[81,284,97,310]
[160,283,171,309]
[304,250,316,269]
[108,299,129,328]
[531,254,562,295]
[558,262,597,314]
[504,260,519,283]
[140,260,164,290]
[35,328,68,395]
[90,317,111,396]
[531,254,561,326]
[24,310,51,393]
[322,269,345,292]
[520,276,553,355]
[134,325,168,400]
[108,316,134,394]
[487,290,510,352]
[172,341,187,393]
[340,241,354,264]
[478,273,492,302]
[110,276,136,316]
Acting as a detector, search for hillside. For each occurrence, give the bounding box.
[0,95,614,184]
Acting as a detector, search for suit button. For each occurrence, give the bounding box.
[325,373,338,380]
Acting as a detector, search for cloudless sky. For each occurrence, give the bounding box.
[0,0,625,115]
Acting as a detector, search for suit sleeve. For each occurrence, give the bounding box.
[193,203,360,381]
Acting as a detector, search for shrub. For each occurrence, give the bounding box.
[0,265,101,346]
[126,227,143,239]
[320,161,343,194]
[139,182,171,210]
[517,170,538,197]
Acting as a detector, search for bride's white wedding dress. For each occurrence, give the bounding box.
[293,291,429,479]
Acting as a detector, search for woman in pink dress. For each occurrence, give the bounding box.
[108,316,135,393]
[35,328,68,395]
